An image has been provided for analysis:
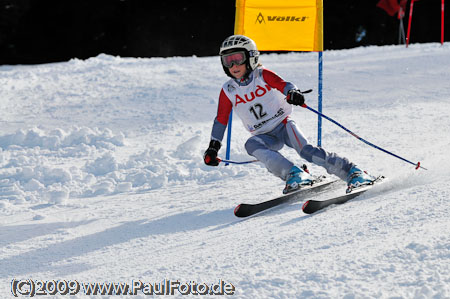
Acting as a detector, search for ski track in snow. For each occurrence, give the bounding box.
[0,44,449,298]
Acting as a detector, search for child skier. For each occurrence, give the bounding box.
[203,35,375,194]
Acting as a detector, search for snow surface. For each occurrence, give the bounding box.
[0,43,449,298]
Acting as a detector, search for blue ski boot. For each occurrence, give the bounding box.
[346,166,376,193]
[283,165,314,194]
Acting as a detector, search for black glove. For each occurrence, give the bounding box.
[286,89,305,106]
[203,140,221,166]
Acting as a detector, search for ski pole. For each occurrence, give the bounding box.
[218,158,259,165]
[302,104,427,170]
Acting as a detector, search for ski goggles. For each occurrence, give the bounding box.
[221,51,246,68]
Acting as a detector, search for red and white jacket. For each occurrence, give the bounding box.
[211,67,296,142]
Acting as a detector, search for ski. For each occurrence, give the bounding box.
[302,176,385,214]
[234,177,339,218]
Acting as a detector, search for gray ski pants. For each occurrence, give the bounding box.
[245,119,354,181]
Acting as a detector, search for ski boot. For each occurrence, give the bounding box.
[283,165,314,194]
[346,166,376,193]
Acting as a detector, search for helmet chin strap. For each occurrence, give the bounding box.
[234,68,253,85]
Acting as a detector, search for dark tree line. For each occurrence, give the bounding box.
[0,0,447,64]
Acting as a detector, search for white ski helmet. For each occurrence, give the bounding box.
[219,35,260,77]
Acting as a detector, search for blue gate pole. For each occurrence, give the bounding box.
[225,110,233,166]
[318,51,323,147]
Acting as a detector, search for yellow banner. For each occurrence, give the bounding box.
[234,0,323,51]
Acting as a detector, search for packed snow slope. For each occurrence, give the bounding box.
[1,43,449,298]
